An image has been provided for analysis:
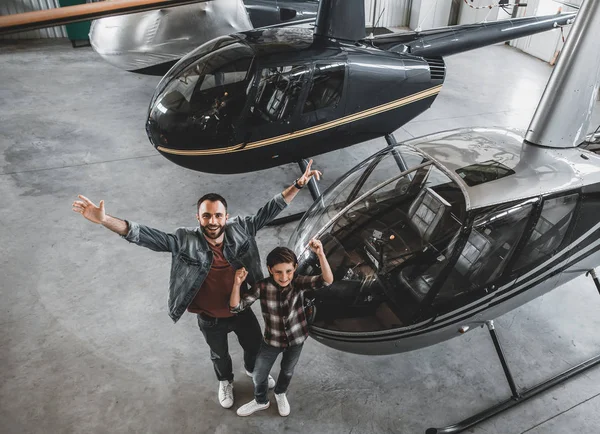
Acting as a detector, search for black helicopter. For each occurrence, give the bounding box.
[145,0,575,174]
[0,0,576,178]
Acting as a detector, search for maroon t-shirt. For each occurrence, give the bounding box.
[187,242,235,318]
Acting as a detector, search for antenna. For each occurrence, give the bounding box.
[525,0,600,148]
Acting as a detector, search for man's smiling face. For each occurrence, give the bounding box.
[197,200,229,240]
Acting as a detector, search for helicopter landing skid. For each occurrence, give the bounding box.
[266,159,321,227]
[585,268,600,295]
[426,315,600,433]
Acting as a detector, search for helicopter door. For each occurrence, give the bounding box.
[432,199,537,312]
[238,63,310,146]
[299,62,347,129]
[507,192,579,292]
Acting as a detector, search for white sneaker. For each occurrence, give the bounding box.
[236,399,270,417]
[274,392,290,417]
[245,369,276,389]
[218,380,234,409]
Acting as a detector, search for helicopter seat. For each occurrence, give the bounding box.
[266,88,286,119]
[398,227,492,303]
[433,228,493,302]
[454,228,492,282]
[398,269,438,302]
[408,187,451,243]
[393,189,451,302]
[528,215,558,256]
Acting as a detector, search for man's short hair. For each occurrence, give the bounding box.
[267,247,298,268]
[197,193,227,212]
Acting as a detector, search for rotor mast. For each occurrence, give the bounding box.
[525,0,600,148]
[314,0,365,42]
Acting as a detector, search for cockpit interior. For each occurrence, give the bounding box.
[291,147,467,331]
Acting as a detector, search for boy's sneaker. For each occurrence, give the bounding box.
[274,392,290,416]
[245,369,276,389]
[218,380,234,409]
[236,399,270,417]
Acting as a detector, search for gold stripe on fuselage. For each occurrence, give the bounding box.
[157,85,442,157]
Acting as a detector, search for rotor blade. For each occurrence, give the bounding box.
[0,0,209,36]
[254,17,316,30]
[371,12,576,58]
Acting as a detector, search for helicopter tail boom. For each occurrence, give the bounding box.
[372,12,576,58]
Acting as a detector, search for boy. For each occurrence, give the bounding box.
[229,239,333,417]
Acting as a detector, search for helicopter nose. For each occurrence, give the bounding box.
[146,80,235,153]
[145,36,255,159]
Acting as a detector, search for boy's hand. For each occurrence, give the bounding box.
[309,238,324,256]
[234,267,248,285]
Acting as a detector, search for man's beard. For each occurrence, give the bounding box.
[201,224,225,239]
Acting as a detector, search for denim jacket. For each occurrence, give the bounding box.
[123,193,288,323]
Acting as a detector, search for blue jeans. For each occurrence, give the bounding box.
[197,309,263,382]
[253,341,304,404]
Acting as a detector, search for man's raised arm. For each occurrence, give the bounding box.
[281,159,322,204]
[72,195,178,253]
[72,195,128,235]
[240,160,323,235]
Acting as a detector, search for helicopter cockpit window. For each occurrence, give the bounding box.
[303,63,345,113]
[290,146,466,332]
[154,35,239,101]
[455,160,516,187]
[251,65,309,124]
[148,41,254,147]
[435,200,535,304]
[514,193,578,271]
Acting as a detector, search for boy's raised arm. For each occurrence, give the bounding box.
[229,268,247,310]
[309,238,334,285]
[230,267,260,312]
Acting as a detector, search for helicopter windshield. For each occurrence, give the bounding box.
[290,146,467,332]
[147,38,255,149]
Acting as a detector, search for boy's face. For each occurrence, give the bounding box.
[268,262,297,288]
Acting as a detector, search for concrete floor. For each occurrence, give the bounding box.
[1,38,600,434]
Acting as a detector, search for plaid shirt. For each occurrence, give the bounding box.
[231,274,327,347]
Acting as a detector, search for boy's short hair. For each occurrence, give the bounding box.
[197,193,227,212]
[266,247,298,268]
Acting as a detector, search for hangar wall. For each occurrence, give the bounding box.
[510,0,582,63]
[0,0,67,39]
[366,0,412,28]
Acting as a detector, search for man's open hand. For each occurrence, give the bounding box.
[72,195,106,225]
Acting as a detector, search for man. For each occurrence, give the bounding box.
[71,161,321,409]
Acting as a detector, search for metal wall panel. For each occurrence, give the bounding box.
[365,0,411,28]
[1,0,412,39]
[0,0,67,39]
